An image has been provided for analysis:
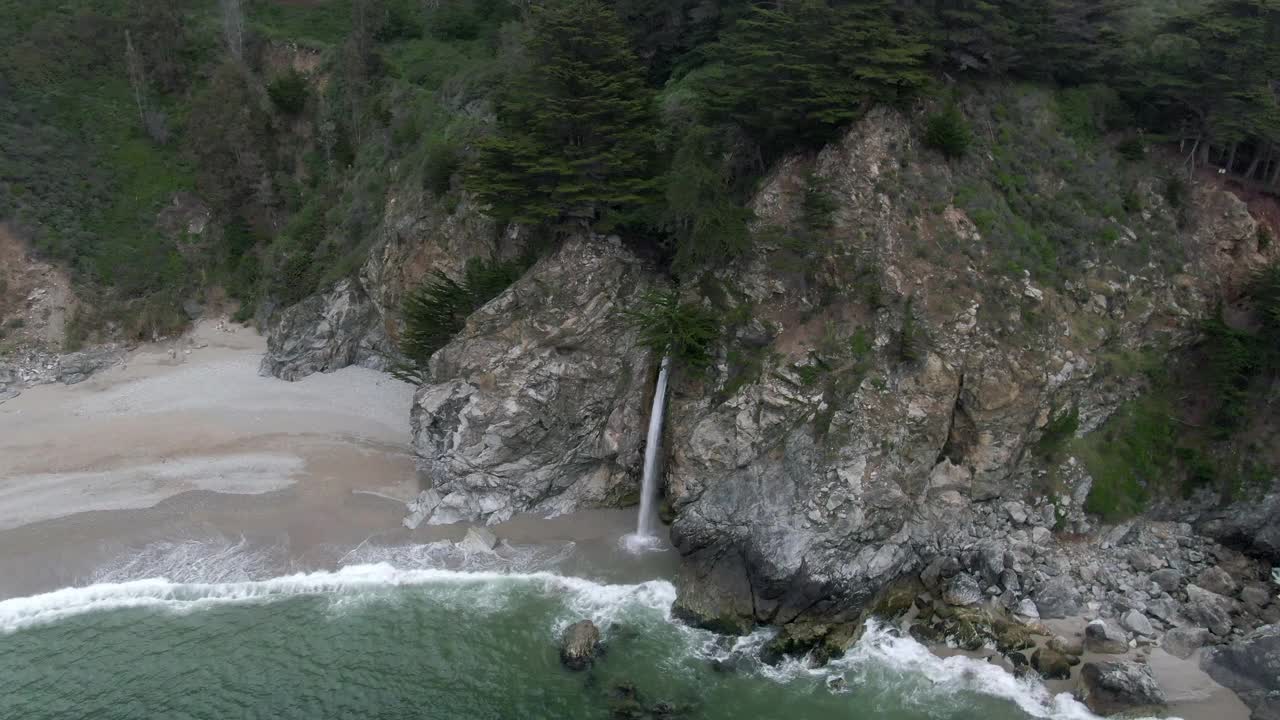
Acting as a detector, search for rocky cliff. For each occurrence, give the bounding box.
[267,95,1278,673]
[259,190,498,380]
[662,104,1274,632]
[406,236,658,526]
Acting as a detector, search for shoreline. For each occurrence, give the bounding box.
[0,320,1260,720]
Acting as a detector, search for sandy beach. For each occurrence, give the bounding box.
[0,321,673,598]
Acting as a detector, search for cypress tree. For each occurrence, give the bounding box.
[699,0,929,155]
[468,0,660,226]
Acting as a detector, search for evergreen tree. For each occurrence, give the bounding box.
[699,0,929,155]
[1127,0,1280,175]
[468,0,660,226]
[660,124,754,273]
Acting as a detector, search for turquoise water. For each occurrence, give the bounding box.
[0,560,1097,720]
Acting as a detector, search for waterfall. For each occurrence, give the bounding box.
[630,355,671,545]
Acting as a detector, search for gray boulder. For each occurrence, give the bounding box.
[1162,627,1211,660]
[457,526,499,553]
[1146,597,1186,627]
[559,619,602,670]
[57,346,123,385]
[1149,568,1183,594]
[1240,583,1273,611]
[1186,584,1237,637]
[1120,610,1156,637]
[1034,577,1082,619]
[1031,648,1073,679]
[1085,619,1130,654]
[942,574,983,606]
[1199,492,1280,564]
[1201,624,1280,720]
[1049,634,1085,656]
[411,237,655,525]
[1196,566,1238,598]
[1080,661,1167,715]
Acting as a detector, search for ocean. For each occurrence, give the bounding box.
[0,542,1101,720]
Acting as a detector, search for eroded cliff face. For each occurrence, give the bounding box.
[259,190,497,380]
[662,106,1275,632]
[406,236,657,525]
[265,99,1276,643]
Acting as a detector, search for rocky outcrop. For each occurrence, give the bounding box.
[1085,619,1131,654]
[260,279,382,380]
[560,619,602,670]
[1202,624,1280,720]
[407,236,657,525]
[1199,491,1280,564]
[0,344,123,401]
[260,190,498,380]
[56,346,124,384]
[661,99,1266,632]
[1079,661,1167,715]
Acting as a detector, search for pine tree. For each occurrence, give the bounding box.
[699,0,929,155]
[468,0,660,226]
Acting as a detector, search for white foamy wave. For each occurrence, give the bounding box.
[833,622,1116,720]
[0,564,676,634]
[340,539,577,574]
[92,537,287,584]
[675,621,1155,720]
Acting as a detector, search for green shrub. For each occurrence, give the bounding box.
[802,174,838,231]
[1117,137,1145,161]
[1122,186,1143,213]
[1202,312,1257,436]
[396,257,525,382]
[1035,406,1079,461]
[423,139,462,197]
[625,289,719,370]
[1080,394,1176,521]
[268,71,310,115]
[1163,175,1189,208]
[924,105,972,160]
[897,297,927,363]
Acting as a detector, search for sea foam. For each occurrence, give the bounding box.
[0,563,675,634]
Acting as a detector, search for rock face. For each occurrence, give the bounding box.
[559,619,602,671]
[1200,491,1280,564]
[1,344,123,401]
[1201,624,1280,720]
[409,237,656,525]
[658,97,1270,632]
[261,190,498,380]
[1080,661,1167,715]
[260,279,381,380]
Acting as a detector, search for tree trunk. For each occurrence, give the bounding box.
[219,0,244,61]
[1226,142,1239,175]
[124,30,147,127]
[1245,143,1265,181]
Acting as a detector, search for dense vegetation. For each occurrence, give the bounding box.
[1076,264,1280,520]
[6,0,1280,327]
[2,0,1279,514]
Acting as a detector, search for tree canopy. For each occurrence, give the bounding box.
[467,0,660,226]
